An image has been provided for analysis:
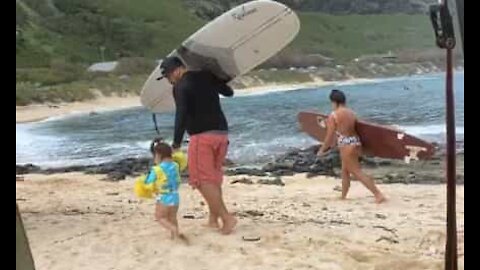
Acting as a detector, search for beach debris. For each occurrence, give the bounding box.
[103,172,127,181]
[330,220,350,225]
[63,208,115,216]
[242,235,261,242]
[333,186,342,192]
[225,168,268,177]
[239,210,265,218]
[106,192,120,196]
[257,177,285,186]
[373,225,398,237]
[231,178,254,185]
[376,236,399,244]
[375,213,387,219]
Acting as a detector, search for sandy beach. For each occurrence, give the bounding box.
[16,173,464,270]
[16,95,142,124]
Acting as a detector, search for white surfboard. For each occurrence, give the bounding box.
[141,0,300,113]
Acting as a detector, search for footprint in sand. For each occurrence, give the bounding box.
[348,250,375,263]
[418,230,446,257]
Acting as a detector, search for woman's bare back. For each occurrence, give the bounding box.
[332,107,358,137]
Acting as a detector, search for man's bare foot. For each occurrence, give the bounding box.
[375,194,387,204]
[220,215,238,235]
[204,216,220,229]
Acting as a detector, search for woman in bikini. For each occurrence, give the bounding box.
[318,89,387,204]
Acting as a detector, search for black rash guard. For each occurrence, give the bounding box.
[172,70,234,148]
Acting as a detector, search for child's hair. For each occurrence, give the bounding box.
[329,89,346,105]
[150,137,164,155]
[155,143,173,159]
[150,137,173,159]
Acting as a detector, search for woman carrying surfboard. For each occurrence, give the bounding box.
[318,90,387,204]
[160,56,237,235]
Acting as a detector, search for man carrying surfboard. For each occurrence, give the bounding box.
[159,56,237,234]
[318,90,387,204]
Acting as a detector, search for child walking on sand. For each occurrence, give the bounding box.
[135,138,188,241]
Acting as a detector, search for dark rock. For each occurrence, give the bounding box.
[262,161,294,172]
[223,158,235,167]
[16,164,41,175]
[375,213,387,219]
[270,170,295,177]
[16,157,152,181]
[361,156,379,167]
[456,175,464,184]
[262,163,276,172]
[377,160,393,166]
[104,172,126,181]
[231,178,254,185]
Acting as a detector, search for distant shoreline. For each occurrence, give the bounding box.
[16,70,463,124]
[15,77,361,124]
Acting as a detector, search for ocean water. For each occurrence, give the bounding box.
[16,73,464,168]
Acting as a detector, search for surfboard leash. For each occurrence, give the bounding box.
[152,114,160,135]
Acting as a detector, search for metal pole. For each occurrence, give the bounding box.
[445,46,457,270]
[429,2,459,268]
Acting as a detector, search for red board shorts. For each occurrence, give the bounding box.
[188,133,228,188]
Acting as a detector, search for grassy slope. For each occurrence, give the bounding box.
[16,0,438,105]
[293,13,434,60]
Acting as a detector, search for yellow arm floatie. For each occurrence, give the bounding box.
[172,151,187,172]
[133,165,166,199]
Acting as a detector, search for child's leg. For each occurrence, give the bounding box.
[168,206,189,243]
[168,206,179,232]
[155,204,178,236]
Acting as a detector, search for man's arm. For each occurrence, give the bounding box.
[172,83,188,149]
[209,72,234,97]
